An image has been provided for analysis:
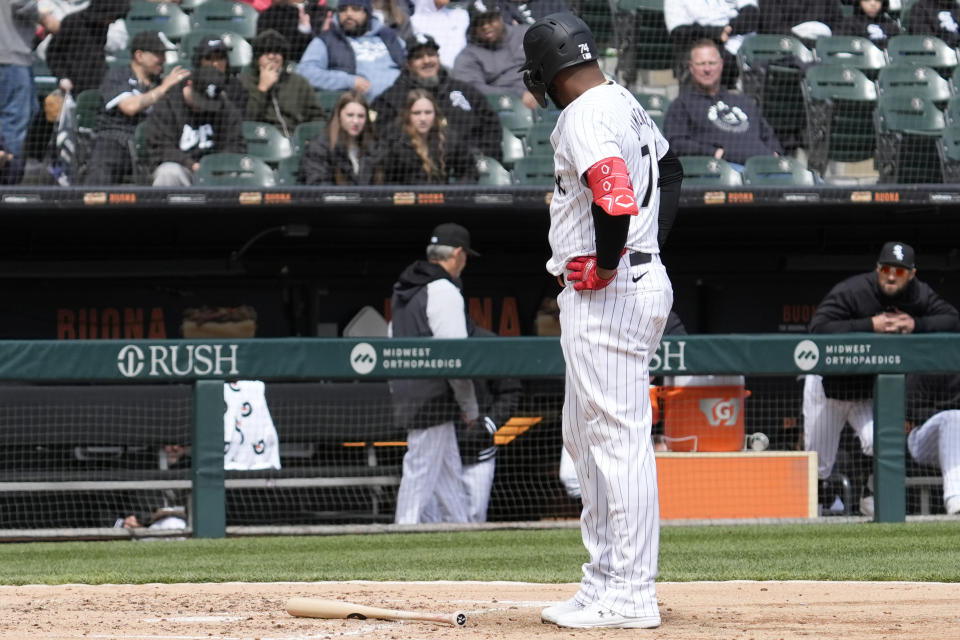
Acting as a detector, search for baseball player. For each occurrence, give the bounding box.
[905,374,960,515]
[521,13,683,630]
[804,242,959,515]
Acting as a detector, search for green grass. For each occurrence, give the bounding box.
[2,522,959,585]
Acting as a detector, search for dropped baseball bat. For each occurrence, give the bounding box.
[285,597,467,627]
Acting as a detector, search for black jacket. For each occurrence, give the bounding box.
[383,133,477,184]
[758,0,844,36]
[810,271,960,399]
[256,4,317,60]
[371,68,502,160]
[907,0,960,48]
[47,1,128,93]
[143,86,246,170]
[298,134,384,185]
[833,0,900,48]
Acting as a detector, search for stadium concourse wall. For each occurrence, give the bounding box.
[0,333,957,537]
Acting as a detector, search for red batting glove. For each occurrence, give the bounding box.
[566,256,616,291]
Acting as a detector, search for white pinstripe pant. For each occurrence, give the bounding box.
[394,422,469,524]
[558,252,671,618]
[908,409,960,505]
[803,375,874,480]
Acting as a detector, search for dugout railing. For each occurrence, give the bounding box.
[0,334,955,538]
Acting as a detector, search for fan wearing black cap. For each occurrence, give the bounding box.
[804,241,960,516]
[239,29,326,136]
[388,222,481,525]
[191,35,249,113]
[143,65,246,186]
[372,32,502,162]
[83,31,191,185]
[452,0,536,109]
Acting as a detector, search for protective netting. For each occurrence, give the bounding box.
[22,1,960,189]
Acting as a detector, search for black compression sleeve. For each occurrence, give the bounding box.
[657,147,683,248]
[592,203,630,270]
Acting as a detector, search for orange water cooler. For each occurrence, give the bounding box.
[661,375,750,452]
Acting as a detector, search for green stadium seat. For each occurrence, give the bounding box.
[877,64,952,108]
[938,123,960,181]
[814,36,886,79]
[196,153,276,186]
[242,120,294,164]
[886,35,958,78]
[125,0,192,41]
[180,31,252,71]
[191,0,258,39]
[742,155,817,186]
[276,154,301,185]
[292,120,327,155]
[615,0,672,74]
[512,155,555,185]
[179,0,210,11]
[487,93,534,137]
[75,89,103,134]
[802,64,878,172]
[524,121,553,156]
[500,127,525,169]
[633,92,670,130]
[32,58,58,97]
[678,156,743,187]
[946,95,960,125]
[476,155,512,186]
[313,90,342,115]
[875,94,946,183]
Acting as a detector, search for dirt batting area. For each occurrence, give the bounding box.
[2,580,958,639]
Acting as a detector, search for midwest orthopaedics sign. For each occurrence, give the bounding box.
[117,344,240,378]
[380,346,463,371]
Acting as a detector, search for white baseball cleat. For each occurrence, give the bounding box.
[540,598,585,624]
[554,604,661,629]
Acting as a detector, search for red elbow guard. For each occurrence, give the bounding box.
[585,156,639,216]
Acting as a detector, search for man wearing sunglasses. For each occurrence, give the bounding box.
[803,241,960,516]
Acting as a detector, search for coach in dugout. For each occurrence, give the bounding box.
[803,241,960,516]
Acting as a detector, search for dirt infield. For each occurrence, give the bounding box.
[2,580,958,639]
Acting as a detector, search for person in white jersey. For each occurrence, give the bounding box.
[520,12,683,630]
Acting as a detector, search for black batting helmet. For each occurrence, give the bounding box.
[520,12,598,108]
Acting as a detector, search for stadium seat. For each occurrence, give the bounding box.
[191,0,258,39]
[534,108,560,126]
[678,156,743,187]
[476,155,512,186]
[242,121,294,164]
[886,35,958,78]
[814,36,886,79]
[487,93,534,137]
[524,121,553,156]
[313,90,342,115]
[875,94,946,183]
[179,0,210,11]
[946,95,960,125]
[276,154,301,185]
[615,0,672,73]
[737,34,815,151]
[132,121,150,183]
[180,31,252,71]
[512,155,555,186]
[500,127,525,169]
[802,65,878,172]
[292,120,326,155]
[877,64,952,109]
[898,0,919,31]
[196,153,276,186]
[74,89,103,134]
[125,1,192,41]
[633,92,671,130]
[937,122,960,181]
[742,155,817,185]
[32,58,57,96]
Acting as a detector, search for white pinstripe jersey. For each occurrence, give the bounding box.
[545,82,669,276]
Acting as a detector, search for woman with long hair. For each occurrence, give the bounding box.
[299,89,383,184]
[384,88,477,184]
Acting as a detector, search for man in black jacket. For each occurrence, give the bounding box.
[803,241,960,515]
[46,0,129,94]
[144,66,246,186]
[372,33,503,162]
[663,39,782,168]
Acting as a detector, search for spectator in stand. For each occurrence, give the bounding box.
[906,0,960,48]
[256,0,320,60]
[409,0,470,69]
[453,0,537,109]
[758,1,844,48]
[664,0,760,88]
[0,0,40,185]
[382,88,478,183]
[663,39,782,169]
[373,33,502,161]
[501,0,568,26]
[297,0,406,101]
[46,0,130,94]
[299,89,384,184]
[833,0,900,48]
[192,35,249,113]
[237,0,271,11]
[240,29,326,135]
[144,66,246,186]
[372,0,413,41]
[84,31,191,185]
